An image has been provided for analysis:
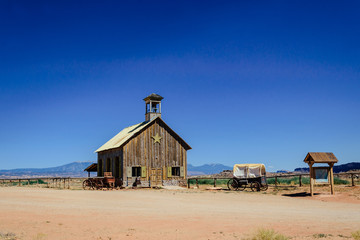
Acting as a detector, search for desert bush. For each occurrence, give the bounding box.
[188,179,228,185]
[333,178,349,185]
[313,233,332,238]
[248,228,288,240]
[0,232,17,240]
[21,179,47,186]
[266,177,348,185]
[188,176,349,186]
[352,230,360,240]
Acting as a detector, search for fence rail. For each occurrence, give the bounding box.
[1,172,359,190]
[0,177,86,189]
[187,171,360,189]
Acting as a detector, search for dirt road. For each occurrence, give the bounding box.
[0,187,359,239]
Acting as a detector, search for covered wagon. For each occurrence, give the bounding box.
[228,164,268,191]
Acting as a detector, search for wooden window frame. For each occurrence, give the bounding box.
[171,167,180,177]
[132,166,142,177]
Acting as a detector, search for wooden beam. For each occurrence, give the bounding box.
[329,163,335,195]
[309,162,314,196]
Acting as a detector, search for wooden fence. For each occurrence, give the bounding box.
[1,172,359,190]
[187,172,360,189]
[0,177,86,189]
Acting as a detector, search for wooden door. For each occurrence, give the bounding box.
[150,168,162,186]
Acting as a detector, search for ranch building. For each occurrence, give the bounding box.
[95,93,191,187]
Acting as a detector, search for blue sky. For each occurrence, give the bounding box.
[0,1,359,171]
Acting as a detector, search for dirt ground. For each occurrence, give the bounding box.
[0,186,359,240]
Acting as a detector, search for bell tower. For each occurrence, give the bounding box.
[144,93,164,121]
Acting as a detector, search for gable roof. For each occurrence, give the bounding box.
[95,117,191,153]
[303,152,338,163]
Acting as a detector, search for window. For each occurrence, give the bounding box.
[98,159,103,177]
[172,167,180,176]
[115,157,120,178]
[106,158,111,172]
[132,167,141,177]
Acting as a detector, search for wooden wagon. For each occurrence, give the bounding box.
[227,164,268,191]
[83,172,115,190]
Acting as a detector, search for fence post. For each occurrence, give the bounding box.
[214,178,217,187]
[351,174,355,187]
[299,175,302,187]
[28,179,30,186]
[187,179,190,189]
[196,178,199,189]
[18,179,21,186]
[275,176,278,187]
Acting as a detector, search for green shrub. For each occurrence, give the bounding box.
[188,179,228,185]
[266,176,348,185]
[188,176,349,186]
[333,178,349,185]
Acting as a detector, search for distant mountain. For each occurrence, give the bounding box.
[294,162,360,173]
[187,163,232,176]
[0,162,94,178]
[0,162,231,178]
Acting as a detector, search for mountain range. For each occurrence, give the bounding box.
[294,162,360,173]
[0,162,93,178]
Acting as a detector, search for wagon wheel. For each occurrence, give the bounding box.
[250,182,260,192]
[98,179,104,190]
[260,183,268,191]
[95,179,104,190]
[238,183,246,191]
[82,180,92,190]
[227,179,238,191]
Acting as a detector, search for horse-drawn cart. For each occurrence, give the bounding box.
[83,172,115,190]
[227,164,268,191]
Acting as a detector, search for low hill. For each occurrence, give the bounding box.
[294,162,360,173]
[187,163,232,176]
[0,162,94,178]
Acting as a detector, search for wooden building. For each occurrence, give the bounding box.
[95,94,191,187]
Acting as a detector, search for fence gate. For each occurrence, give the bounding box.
[150,168,162,186]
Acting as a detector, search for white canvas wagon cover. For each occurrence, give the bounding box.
[233,164,266,178]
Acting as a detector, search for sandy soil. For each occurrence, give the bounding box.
[0,187,359,240]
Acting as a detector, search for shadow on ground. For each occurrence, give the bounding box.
[282,192,320,197]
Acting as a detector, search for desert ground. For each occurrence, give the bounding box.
[0,186,359,240]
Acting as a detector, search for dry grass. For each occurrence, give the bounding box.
[352,230,360,240]
[247,228,288,240]
[0,232,17,240]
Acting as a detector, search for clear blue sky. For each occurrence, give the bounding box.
[1,1,359,171]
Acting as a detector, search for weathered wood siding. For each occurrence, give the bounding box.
[122,120,187,182]
[97,119,188,186]
[97,148,123,181]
